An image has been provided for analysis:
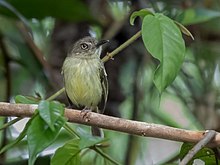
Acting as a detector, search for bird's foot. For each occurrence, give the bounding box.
[81,107,92,121]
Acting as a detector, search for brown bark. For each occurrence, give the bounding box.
[0,102,220,147]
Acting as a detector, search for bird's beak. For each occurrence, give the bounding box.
[96,40,109,48]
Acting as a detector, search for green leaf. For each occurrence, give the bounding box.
[0,0,94,22]
[27,115,66,165]
[179,143,218,164]
[177,8,220,25]
[51,139,81,165]
[130,9,153,25]
[38,100,64,131]
[51,129,108,165]
[15,95,40,104]
[142,13,185,92]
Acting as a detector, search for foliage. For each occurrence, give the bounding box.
[0,96,116,165]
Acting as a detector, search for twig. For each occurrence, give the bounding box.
[0,117,23,131]
[92,146,121,165]
[46,87,65,101]
[0,102,220,147]
[101,30,141,63]
[179,130,216,165]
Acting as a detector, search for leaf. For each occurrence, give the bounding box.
[38,100,64,131]
[177,8,220,25]
[15,95,40,104]
[51,139,81,165]
[142,13,185,93]
[27,115,66,165]
[0,0,94,22]
[130,9,153,25]
[179,143,218,164]
[174,21,194,40]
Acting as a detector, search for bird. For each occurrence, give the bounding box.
[62,36,108,137]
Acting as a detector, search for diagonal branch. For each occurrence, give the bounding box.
[179,130,217,165]
[101,30,141,63]
[0,102,220,147]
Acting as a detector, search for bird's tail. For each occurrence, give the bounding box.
[91,126,104,137]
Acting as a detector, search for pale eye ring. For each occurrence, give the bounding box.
[80,43,89,50]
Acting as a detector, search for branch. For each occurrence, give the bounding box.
[101,30,141,63]
[1,102,220,147]
[180,130,216,165]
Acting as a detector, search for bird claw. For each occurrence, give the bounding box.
[81,107,91,121]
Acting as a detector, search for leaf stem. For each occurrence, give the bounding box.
[0,117,23,131]
[46,88,65,101]
[92,146,121,165]
[63,123,80,138]
[102,30,141,63]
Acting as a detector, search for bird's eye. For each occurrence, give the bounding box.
[80,43,89,50]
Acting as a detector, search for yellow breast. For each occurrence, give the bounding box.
[62,57,102,107]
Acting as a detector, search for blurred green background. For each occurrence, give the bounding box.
[0,0,220,164]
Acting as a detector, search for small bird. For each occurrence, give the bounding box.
[62,36,108,137]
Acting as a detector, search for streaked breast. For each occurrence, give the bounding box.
[62,57,102,107]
